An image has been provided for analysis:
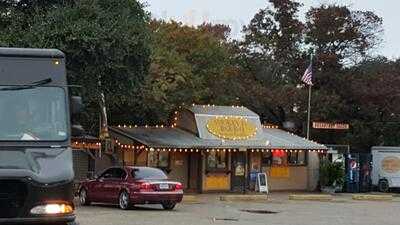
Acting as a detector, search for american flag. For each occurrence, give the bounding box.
[301,63,313,86]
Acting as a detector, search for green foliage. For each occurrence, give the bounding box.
[319,159,345,187]
[306,4,383,67]
[0,0,397,152]
[0,0,152,133]
[241,0,304,84]
[140,20,239,123]
[237,0,391,150]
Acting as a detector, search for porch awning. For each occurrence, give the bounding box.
[109,126,326,150]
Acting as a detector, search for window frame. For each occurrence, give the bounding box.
[287,151,308,166]
[206,151,228,172]
[147,151,171,169]
[260,150,308,167]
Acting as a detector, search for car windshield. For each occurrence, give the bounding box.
[133,168,168,180]
[0,86,68,141]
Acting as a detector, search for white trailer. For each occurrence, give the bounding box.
[371,146,400,192]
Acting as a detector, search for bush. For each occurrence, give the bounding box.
[319,159,345,187]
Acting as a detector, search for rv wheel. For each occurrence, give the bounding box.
[378,179,389,192]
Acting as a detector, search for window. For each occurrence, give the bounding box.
[261,152,272,166]
[272,151,288,166]
[259,150,308,167]
[147,151,170,168]
[99,168,126,180]
[207,151,227,171]
[0,86,67,141]
[288,151,307,166]
[132,167,167,180]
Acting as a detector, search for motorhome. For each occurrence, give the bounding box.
[0,48,81,224]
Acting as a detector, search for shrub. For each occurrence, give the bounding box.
[319,159,345,187]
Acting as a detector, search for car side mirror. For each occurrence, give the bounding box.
[71,96,84,115]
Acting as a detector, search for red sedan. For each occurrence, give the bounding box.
[78,166,183,210]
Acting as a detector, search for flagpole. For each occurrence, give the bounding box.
[306,84,312,140]
[306,53,313,140]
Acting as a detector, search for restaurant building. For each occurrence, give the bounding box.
[109,105,327,193]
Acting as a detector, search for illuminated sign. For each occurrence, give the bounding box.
[382,156,400,173]
[312,122,349,130]
[206,117,257,140]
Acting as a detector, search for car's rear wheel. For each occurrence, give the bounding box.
[119,191,131,210]
[378,179,389,192]
[79,188,90,206]
[162,202,176,210]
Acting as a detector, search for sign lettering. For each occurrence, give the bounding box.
[313,122,349,130]
[207,117,257,140]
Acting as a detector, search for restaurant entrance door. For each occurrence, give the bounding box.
[231,151,247,192]
[187,153,201,192]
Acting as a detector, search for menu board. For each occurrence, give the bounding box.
[257,173,269,193]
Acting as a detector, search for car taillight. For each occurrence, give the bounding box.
[174,183,183,191]
[139,182,152,192]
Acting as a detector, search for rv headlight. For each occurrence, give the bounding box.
[30,203,73,215]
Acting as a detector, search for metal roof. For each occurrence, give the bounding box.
[260,128,326,150]
[187,105,259,117]
[0,47,64,58]
[110,126,326,150]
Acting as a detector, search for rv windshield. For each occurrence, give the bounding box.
[0,86,68,141]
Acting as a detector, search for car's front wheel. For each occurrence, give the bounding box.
[79,188,90,206]
[119,191,131,210]
[161,202,176,210]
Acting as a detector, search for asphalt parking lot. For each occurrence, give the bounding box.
[75,193,400,225]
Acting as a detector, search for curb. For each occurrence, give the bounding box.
[219,195,268,202]
[182,195,201,203]
[289,194,333,201]
[352,194,393,201]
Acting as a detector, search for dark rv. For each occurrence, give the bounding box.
[0,48,79,224]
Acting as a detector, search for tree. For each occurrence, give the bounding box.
[235,0,308,128]
[341,58,400,149]
[0,0,152,133]
[241,0,305,85]
[305,4,383,70]
[140,20,239,123]
[0,0,70,32]
[238,1,386,149]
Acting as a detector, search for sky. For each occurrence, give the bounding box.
[141,0,399,59]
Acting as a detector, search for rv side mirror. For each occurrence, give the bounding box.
[71,125,85,137]
[71,96,84,115]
